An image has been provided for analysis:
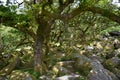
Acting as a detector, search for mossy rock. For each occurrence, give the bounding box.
[104,57,120,70]
[74,54,92,76]
[8,70,35,80]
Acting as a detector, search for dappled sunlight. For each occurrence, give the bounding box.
[0,0,120,80]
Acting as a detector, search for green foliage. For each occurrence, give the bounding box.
[21,68,40,79]
[80,0,99,8]
[0,25,29,54]
[100,26,120,34]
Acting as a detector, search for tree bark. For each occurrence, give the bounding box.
[33,19,52,73]
[34,26,43,73]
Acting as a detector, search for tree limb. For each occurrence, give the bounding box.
[12,26,36,40]
[63,6,120,24]
[87,7,120,24]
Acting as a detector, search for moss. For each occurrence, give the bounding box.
[75,61,92,76]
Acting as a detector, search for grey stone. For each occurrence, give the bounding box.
[55,74,80,80]
[88,59,119,80]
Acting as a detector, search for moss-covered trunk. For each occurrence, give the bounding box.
[34,19,52,73]
[34,26,43,73]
